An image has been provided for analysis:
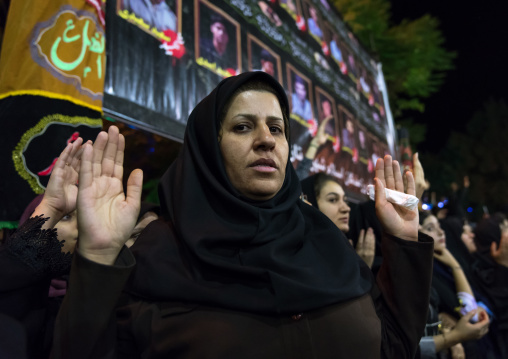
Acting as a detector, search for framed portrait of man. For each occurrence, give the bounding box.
[195,0,241,77]
[247,34,282,84]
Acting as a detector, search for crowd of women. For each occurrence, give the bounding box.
[1,72,507,359]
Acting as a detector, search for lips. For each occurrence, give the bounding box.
[249,158,277,169]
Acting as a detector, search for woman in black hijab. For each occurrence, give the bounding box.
[52,72,433,359]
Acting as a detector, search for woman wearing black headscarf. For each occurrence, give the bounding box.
[52,72,433,359]
[469,216,508,358]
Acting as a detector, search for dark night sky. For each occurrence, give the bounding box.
[389,0,508,154]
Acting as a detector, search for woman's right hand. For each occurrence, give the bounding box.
[433,247,460,268]
[77,126,143,265]
[450,309,490,342]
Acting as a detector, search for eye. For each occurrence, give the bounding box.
[61,214,72,221]
[269,126,283,134]
[233,124,251,132]
[327,196,338,203]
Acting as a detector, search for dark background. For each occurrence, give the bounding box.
[390,0,508,154]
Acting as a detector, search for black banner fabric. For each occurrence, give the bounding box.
[104,0,395,198]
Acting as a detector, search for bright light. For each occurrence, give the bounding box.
[422,204,430,210]
[437,202,444,208]
[467,207,473,213]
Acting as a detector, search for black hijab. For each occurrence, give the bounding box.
[128,72,372,314]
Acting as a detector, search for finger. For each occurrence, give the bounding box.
[403,169,408,193]
[357,229,365,249]
[92,131,108,178]
[383,155,395,189]
[374,177,386,207]
[405,171,416,196]
[375,158,386,187]
[69,139,84,172]
[463,309,477,321]
[490,242,498,258]
[366,228,376,250]
[113,134,125,181]
[54,142,73,172]
[125,169,143,210]
[79,143,94,189]
[393,160,404,192]
[101,126,120,177]
[348,239,353,247]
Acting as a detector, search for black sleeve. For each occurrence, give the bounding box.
[50,248,135,359]
[373,232,434,359]
[0,215,72,357]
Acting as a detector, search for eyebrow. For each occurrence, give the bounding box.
[233,114,284,123]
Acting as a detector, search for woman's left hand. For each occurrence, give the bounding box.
[32,137,85,228]
[355,228,375,268]
[374,155,418,241]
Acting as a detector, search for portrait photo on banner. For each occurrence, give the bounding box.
[257,0,283,27]
[195,0,241,78]
[117,0,181,41]
[247,34,282,84]
[286,64,315,166]
[314,86,341,168]
[301,0,324,46]
[337,104,362,190]
[356,122,373,184]
[325,23,349,76]
[279,0,300,21]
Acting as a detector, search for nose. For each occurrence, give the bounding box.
[340,201,351,213]
[254,124,276,151]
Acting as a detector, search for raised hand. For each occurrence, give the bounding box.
[312,115,333,147]
[33,137,84,228]
[374,155,418,241]
[304,116,333,161]
[408,152,429,200]
[355,228,375,268]
[433,247,460,268]
[491,227,508,267]
[77,126,143,265]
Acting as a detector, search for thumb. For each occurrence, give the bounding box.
[463,309,477,321]
[126,169,143,209]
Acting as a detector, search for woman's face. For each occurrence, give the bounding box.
[461,223,477,253]
[55,210,78,254]
[420,215,446,251]
[220,90,288,201]
[316,180,351,232]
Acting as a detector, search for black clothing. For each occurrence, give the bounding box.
[52,72,433,358]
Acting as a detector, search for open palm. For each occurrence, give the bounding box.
[40,137,84,219]
[374,155,418,242]
[77,126,143,264]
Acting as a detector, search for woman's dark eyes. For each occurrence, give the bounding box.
[234,124,250,132]
[270,126,283,134]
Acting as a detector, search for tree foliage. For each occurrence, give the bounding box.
[421,100,508,214]
[446,99,508,208]
[332,0,456,117]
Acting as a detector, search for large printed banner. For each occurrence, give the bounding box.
[0,1,105,224]
[103,0,396,199]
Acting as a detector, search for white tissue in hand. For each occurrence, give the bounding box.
[367,185,419,210]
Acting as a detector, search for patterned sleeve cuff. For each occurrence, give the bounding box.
[4,215,72,278]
